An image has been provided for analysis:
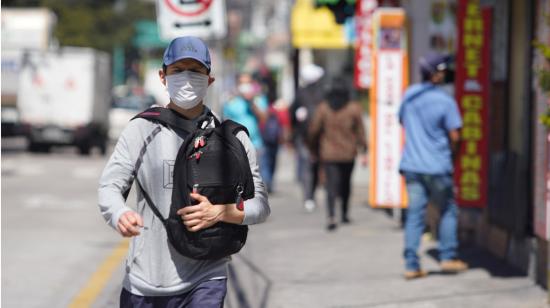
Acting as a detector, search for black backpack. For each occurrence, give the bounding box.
[130,107,254,260]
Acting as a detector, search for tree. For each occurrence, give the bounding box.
[2,0,156,53]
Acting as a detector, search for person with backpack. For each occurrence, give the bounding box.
[98,36,270,307]
[223,73,272,191]
[399,53,467,280]
[308,77,368,231]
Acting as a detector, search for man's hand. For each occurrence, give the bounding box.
[177,193,226,232]
[117,211,144,237]
[360,153,369,167]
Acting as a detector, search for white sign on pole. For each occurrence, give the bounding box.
[156,0,227,40]
[374,51,404,206]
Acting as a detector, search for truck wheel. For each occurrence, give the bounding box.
[78,143,91,155]
[99,140,107,156]
[29,142,50,153]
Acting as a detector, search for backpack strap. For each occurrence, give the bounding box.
[135,177,167,223]
[220,119,250,136]
[133,106,196,133]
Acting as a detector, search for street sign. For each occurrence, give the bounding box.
[156,0,227,40]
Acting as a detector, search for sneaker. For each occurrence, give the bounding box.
[440,260,468,273]
[341,217,351,224]
[326,223,337,231]
[404,269,427,280]
[304,199,316,212]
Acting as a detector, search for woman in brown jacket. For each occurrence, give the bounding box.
[308,78,368,231]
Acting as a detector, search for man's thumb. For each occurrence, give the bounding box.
[134,213,144,227]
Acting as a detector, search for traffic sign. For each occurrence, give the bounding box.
[156,0,227,40]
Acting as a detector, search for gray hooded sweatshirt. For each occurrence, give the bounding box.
[98,107,270,296]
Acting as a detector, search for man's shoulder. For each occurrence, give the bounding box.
[120,116,161,140]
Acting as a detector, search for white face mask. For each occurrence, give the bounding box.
[166,71,209,109]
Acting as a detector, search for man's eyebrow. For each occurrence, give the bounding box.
[172,63,205,70]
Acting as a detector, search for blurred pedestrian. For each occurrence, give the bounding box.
[308,77,368,231]
[98,36,270,307]
[256,69,285,193]
[223,73,268,148]
[223,73,270,189]
[399,53,467,280]
[290,63,325,212]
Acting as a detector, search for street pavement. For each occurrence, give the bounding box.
[2,137,548,308]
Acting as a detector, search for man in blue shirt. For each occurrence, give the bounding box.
[399,53,468,279]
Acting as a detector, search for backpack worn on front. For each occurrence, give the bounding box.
[131,107,254,260]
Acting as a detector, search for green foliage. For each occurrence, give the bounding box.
[540,109,550,128]
[2,0,156,53]
[533,41,550,61]
[532,29,550,129]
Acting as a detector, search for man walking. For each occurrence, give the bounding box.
[98,36,270,307]
[290,63,325,212]
[398,53,467,279]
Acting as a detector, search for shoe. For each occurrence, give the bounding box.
[327,223,337,231]
[341,217,351,224]
[304,199,316,212]
[404,269,427,280]
[440,260,468,273]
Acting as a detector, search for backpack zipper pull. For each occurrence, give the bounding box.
[235,185,244,211]
[195,150,203,160]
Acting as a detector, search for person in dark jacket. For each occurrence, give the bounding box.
[290,63,325,212]
[308,77,368,231]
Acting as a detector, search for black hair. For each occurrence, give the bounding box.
[325,76,350,110]
[421,70,433,82]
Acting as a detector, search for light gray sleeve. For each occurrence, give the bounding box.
[236,131,271,225]
[97,124,139,230]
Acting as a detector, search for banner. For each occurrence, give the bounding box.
[354,0,378,89]
[369,8,408,208]
[453,0,491,207]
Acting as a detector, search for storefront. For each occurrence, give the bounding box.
[404,0,549,291]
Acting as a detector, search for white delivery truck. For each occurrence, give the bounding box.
[17,47,111,155]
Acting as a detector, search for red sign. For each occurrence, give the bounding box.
[354,0,378,89]
[164,0,213,17]
[454,0,491,207]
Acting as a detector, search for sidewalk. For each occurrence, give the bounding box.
[225,149,548,308]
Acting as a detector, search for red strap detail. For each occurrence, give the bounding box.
[237,199,244,211]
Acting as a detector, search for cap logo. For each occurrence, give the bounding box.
[180,44,198,53]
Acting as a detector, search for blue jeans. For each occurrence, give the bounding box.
[294,137,319,201]
[260,143,279,193]
[402,172,458,271]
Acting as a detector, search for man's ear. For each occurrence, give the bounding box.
[208,75,215,86]
[159,69,166,86]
